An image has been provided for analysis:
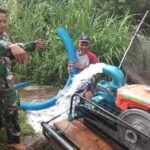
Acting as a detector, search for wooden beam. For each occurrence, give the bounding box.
[54,119,112,150]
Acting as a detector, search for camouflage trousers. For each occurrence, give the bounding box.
[0,87,20,144]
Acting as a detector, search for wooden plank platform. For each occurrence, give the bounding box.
[54,119,113,150]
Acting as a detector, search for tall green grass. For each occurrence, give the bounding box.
[0,0,131,85]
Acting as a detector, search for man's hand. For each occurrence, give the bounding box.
[67,65,73,74]
[67,61,84,74]
[73,62,83,69]
[8,44,28,64]
[34,39,46,49]
[72,61,86,70]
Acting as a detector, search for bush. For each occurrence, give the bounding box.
[1,0,131,86]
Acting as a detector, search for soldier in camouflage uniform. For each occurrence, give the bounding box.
[0,8,46,150]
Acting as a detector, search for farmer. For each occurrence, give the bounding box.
[67,35,98,100]
[0,8,46,150]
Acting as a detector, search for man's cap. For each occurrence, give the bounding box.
[78,35,90,43]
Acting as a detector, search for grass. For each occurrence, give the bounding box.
[0,0,132,86]
[19,110,37,137]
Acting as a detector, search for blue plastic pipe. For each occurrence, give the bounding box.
[20,28,78,110]
[20,96,58,110]
[15,81,32,89]
[102,65,125,88]
[57,28,78,87]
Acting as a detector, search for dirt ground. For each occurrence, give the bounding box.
[21,135,53,150]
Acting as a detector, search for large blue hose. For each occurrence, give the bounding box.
[102,64,125,87]
[15,81,32,89]
[57,28,78,87]
[20,96,58,110]
[20,28,78,110]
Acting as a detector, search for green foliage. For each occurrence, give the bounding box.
[0,0,133,85]
[19,110,36,136]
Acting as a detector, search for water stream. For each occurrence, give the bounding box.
[21,63,106,133]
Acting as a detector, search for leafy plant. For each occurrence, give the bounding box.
[1,0,132,85]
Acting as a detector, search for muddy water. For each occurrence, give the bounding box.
[18,86,59,150]
[18,86,59,102]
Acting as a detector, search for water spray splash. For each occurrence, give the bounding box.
[26,63,106,133]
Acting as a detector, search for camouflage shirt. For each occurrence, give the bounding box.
[0,32,36,90]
